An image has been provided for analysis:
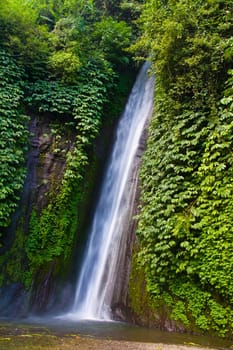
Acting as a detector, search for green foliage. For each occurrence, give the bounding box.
[0,0,49,79]
[168,280,233,336]
[93,16,132,65]
[25,80,79,115]
[25,60,115,121]
[1,0,232,338]
[49,50,82,83]
[132,0,233,337]
[24,62,116,286]
[120,0,143,20]
[0,0,133,81]
[0,50,29,231]
[0,0,137,306]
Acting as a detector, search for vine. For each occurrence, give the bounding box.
[132,0,233,337]
[0,50,29,232]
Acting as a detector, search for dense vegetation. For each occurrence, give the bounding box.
[0,0,137,291]
[0,0,232,338]
[131,0,233,338]
[0,51,29,230]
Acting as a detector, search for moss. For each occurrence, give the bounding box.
[0,217,27,287]
[128,245,160,327]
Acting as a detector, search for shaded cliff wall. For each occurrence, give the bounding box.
[27,115,117,314]
[24,115,76,313]
[0,115,76,314]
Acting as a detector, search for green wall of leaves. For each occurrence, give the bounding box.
[130,0,233,337]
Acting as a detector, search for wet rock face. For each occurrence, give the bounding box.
[29,260,74,314]
[109,122,150,321]
[28,115,75,212]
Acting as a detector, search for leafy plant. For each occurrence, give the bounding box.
[0,50,29,232]
[131,0,233,337]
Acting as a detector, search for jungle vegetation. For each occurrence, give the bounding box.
[131,0,233,338]
[0,0,232,338]
[0,0,138,289]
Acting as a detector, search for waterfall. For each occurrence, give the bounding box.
[69,62,154,320]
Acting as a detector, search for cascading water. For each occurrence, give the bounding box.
[69,62,154,320]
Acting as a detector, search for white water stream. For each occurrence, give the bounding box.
[68,63,154,320]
